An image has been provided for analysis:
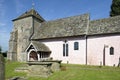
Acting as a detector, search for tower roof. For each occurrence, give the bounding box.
[12,9,45,22]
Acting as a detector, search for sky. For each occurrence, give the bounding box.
[0,0,112,52]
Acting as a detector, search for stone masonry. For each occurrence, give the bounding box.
[7,17,32,61]
[7,9,44,62]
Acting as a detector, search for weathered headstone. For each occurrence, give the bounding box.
[0,54,5,80]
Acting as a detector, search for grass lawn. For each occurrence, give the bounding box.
[5,61,120,80]
[5,61,26,79]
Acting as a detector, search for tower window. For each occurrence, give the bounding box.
[110,47,114,55]
[74,42,79,50]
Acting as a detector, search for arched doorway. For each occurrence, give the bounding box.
[29,51,38,61]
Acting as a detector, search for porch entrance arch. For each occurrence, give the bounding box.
[30,51,38,61]
[28,50,39,61]
[26,41,51,61]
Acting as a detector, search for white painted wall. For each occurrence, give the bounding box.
[42,35,120,66]
[41,37,86,64]
[87,35,120,66]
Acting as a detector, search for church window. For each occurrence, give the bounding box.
[110,47,114,55]
[63,44,65,56]
[74,42,79,50]
[66,44,68,56]
[63,43,69,57]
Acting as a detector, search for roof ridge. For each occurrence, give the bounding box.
[12,9,45,22]
[90,15,120,22]
[42,13,89,23]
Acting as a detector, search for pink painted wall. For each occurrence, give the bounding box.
[87,35,120,66]
[42,38,86,64]
[39,35,120,66]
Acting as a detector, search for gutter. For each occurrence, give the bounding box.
[85,15,90,65]
[29,16,34,41]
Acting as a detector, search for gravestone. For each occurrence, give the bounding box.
[0,54,5,80]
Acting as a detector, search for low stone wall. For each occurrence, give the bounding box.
[28,63,52,77]
[0,54,5,80]
[27,60,61,77]
[26,60,62,77]
[42,60,62,72]
[15,60,62,78]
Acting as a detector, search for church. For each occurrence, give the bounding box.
[7,8,120,66]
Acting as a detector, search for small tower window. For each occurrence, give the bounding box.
[110,47,114,55]
[74,42,79,50]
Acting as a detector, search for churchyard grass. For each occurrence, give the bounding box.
[6,61,120,80]
[5,61,26,79]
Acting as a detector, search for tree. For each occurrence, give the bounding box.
[110,0,120,17]
[2,51,7,57]
[0,46,2,54]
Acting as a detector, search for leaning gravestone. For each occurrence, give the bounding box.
[0,54,5,80]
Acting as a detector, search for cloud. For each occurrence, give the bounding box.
[0,22,6,26]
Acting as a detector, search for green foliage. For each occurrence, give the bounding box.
[6,62,120,80]
[0,46,7,57]
[0,46,2,54]
[2,51,7,57]
[110,0,120,17]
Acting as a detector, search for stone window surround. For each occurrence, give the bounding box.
[110,47,114,55]
[63,41,69,57]
[74,42,79,50]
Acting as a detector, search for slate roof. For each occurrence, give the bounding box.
[12,9,45,22]
[31,41,50,52]
[13,9,120,40]
[89,16,120,35]
[32,13,89,39]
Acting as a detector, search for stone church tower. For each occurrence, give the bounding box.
[7,9,45,61]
